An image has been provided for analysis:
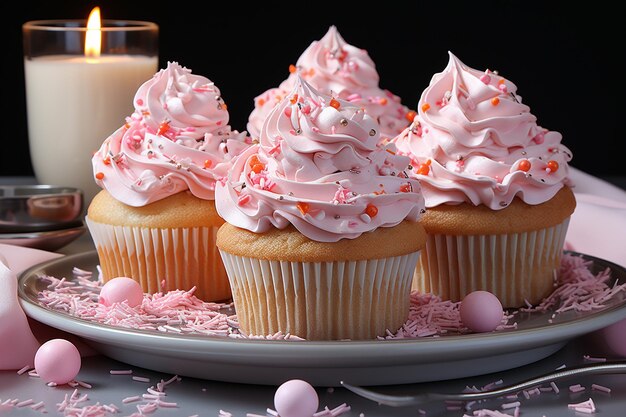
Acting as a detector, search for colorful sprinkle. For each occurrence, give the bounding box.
[157,121,170,136]
[365,204,378,218]
[518,160,531,172]
[547,160,559,172]
[203,160,213,169]
[417,159,432,175]
[289,64,297,73]
[480,73,491,84]
[421,103,431,112]
[405,110,417,122]
[297,202,310,215]
[399,183,412,193]
[95,172,104,180]
[248,155,262,168]
[329,98,340,109]
[491,97,500,106]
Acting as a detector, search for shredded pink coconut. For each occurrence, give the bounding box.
[521,253,626,315]
[36,270,304,340]
[35,253,624,342]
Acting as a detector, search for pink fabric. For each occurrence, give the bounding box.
[0,244,96,370]
[565,167,626,269]
[0,167,624,370]
[0,244,59,370]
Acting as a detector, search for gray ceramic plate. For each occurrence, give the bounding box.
[17,251,626,387]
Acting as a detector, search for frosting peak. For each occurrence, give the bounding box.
[217,76,425,242]
[393,52,573,210]
[247,26,412,142]
[92,62,250,206]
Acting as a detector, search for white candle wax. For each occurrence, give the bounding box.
[24,54,157,205]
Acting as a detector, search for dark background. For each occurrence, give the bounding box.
[3,1,624,181]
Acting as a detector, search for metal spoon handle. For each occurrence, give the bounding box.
[341,360,626,407]
[453,361,626,402]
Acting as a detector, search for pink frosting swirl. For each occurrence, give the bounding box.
[92,62,251,206]
[216,76,425,243]
[392,52,573,210]
[247,26,412,142]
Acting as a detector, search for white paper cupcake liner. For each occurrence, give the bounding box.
[413,218,570,308]
[219,251,421,340]
[85,217,230,302]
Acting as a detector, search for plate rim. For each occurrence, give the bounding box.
[17,250,626,367]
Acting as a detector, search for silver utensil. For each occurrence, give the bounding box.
[0,223,86,252]
[340,360,626,407]
[0,185,83,233]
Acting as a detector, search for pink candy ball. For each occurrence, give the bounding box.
[274,379,319,417]
[460,290,503,333]
[99,277,144,307]
[34,339,81,385]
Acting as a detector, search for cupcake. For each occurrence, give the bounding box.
[87,62,251,302]
[392,52,576,308]
[215,76,427,340]
[247,25,413,142]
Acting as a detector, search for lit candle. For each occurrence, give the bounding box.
[23,7,158,206]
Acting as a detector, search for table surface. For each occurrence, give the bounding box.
[2,177,626,417]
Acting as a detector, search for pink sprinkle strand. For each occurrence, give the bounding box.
[122,396,141,403]
[463,409,512,416]
[568,398,596,413]
[30,401,45,410]
[569,384,586,393]
[16,365,31,375]
[550,381,560,394]
[16,399,34,407]
[592,383,611,393]
[521,253,626,315]
[501,401,521,409]
[110,369,133,375]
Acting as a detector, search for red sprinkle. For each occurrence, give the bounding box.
[518,160,531,172]
[297,202,310,215]
[365,204,378,218]
[405,110,417,122]
[547,160,559,172]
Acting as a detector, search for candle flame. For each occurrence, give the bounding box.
[85,7,101,58]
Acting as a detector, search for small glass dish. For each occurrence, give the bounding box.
[0,185,83,233]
